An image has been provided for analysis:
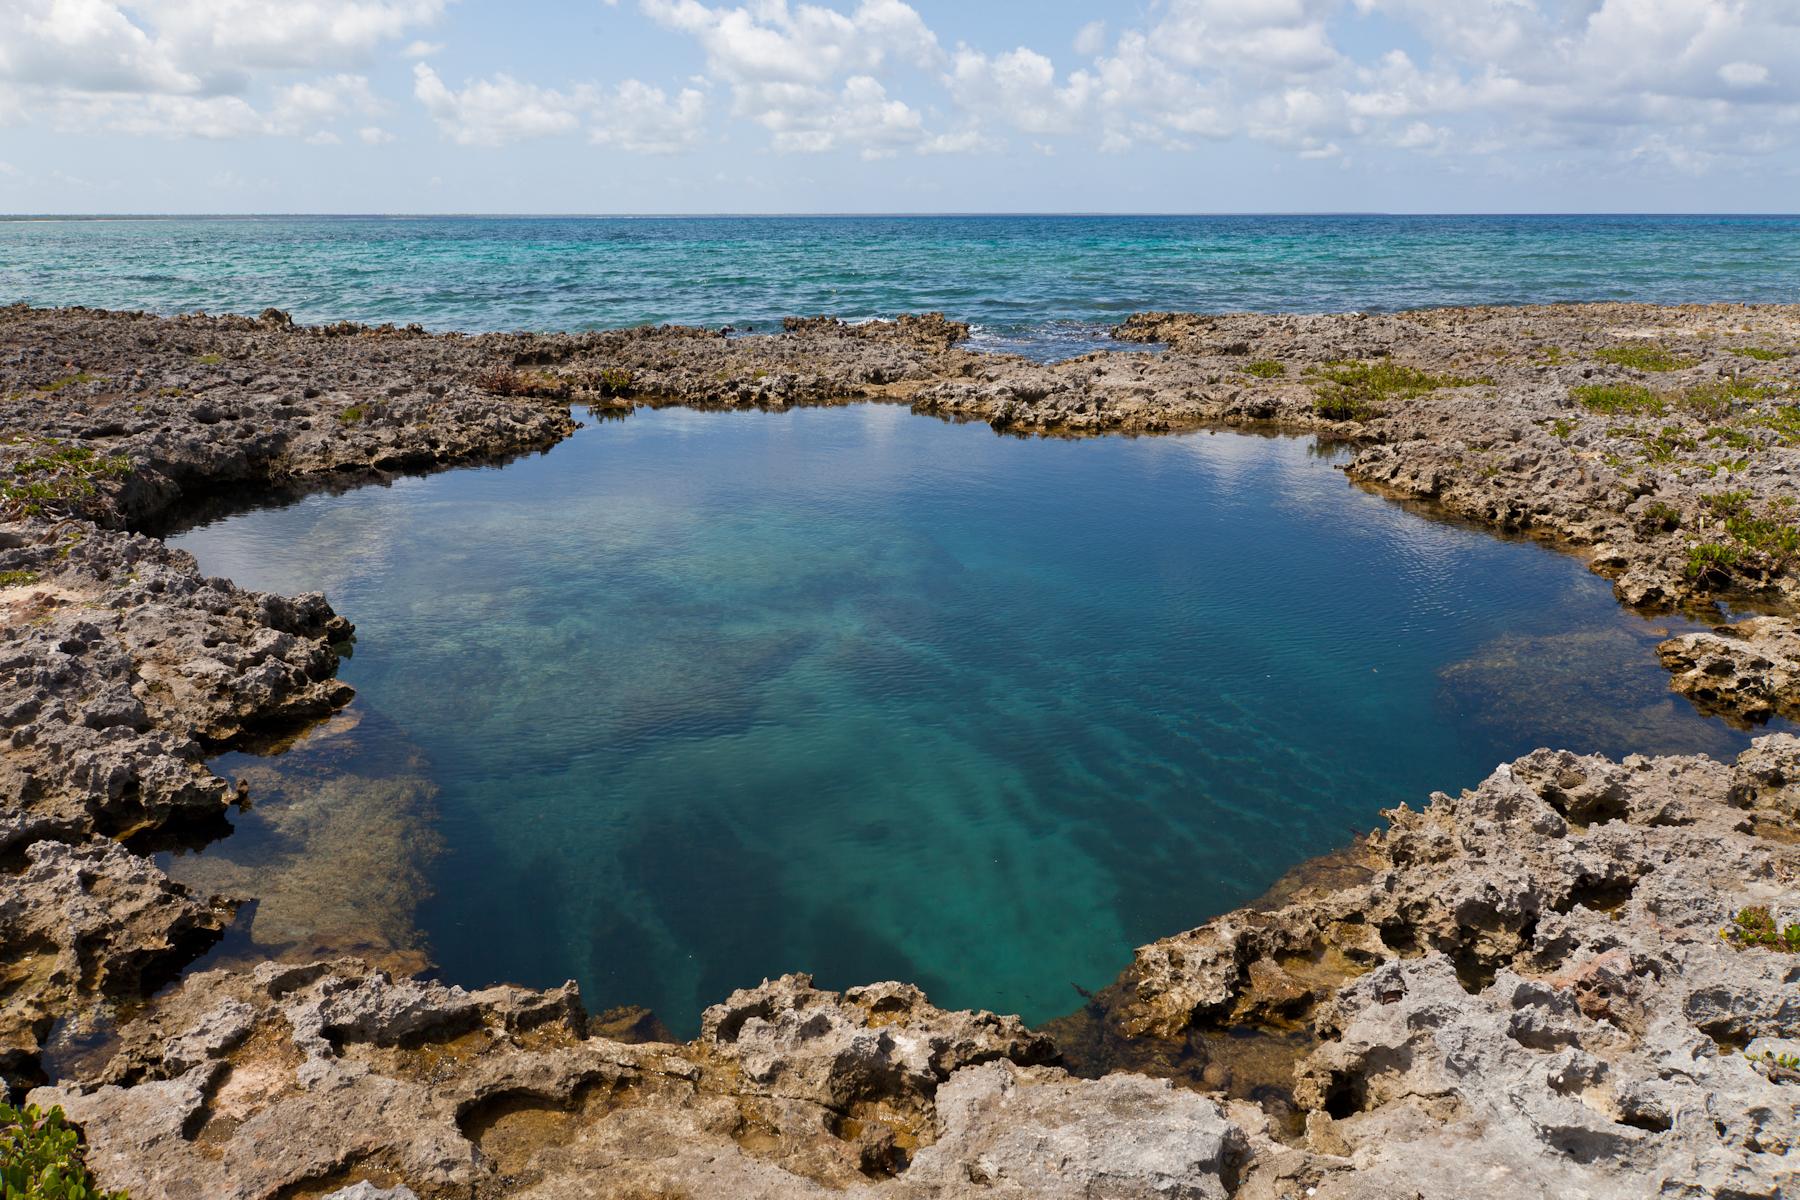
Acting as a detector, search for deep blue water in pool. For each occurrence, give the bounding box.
[167,405,1761,1032]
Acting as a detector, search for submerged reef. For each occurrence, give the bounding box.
[2,300,1799,1198]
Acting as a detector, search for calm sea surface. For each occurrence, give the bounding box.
[5,214,1798,358]
[168,406,1768,1033]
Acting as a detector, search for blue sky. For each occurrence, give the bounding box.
[1,0,1797,213]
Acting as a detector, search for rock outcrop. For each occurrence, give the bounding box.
[5,302,1800,1198]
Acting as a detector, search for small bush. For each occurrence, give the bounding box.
[1573,383,1665,417]
[1244,360,1285,379]
[1731,347,1789,362]
[0,570,40,588]
[337,405,367,426]
[194,353,224,366]
[1595,344,1695,372]
[1685,542,1739,584]
[1642,426,1696,464]
[1548,417,1577,439]
[595,368,635,398]
[1640,501,1682,532]
[1721,906,1800,952]
[1308,360,1488,421]
[0,1102,126,1199]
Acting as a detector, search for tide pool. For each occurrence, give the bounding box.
[167,405,1761,1032]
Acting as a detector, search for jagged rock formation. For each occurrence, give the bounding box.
[3,302,1800,1198]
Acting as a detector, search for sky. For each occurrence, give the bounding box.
[0,0,1797,214]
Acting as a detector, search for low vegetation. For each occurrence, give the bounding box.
[0,1103,126,1200]
[1682,493,1800,587]
[595,367,636,398]
[1244,360,1285,379]
[1308,360,1489,421]
[1721,905,1800,951]
[1573,383,1665,416]
[1731,347,1790,362]
[337,404,367,426]
[0,570,41,588]
[34,372,97,394]
[1,444,132,519]
[1594,344,1695,372]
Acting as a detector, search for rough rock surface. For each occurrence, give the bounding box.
[5,302,1800,1198]
[1084,736,1800,1200]
[1660,616,1800,726]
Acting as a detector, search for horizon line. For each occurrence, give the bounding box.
[5,210,1800,221]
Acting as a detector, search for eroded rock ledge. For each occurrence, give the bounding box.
[2,302,1799,1198]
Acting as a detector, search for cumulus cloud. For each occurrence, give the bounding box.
[2,0,1798,181]
[415,63,706,152]
[0,0,434,140]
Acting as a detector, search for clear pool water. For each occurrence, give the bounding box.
[167,405,1761,1032]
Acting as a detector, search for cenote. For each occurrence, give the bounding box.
[163,404,1763,1035]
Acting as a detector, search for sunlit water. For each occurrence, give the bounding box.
[163,406,1767,1033]
[7,214,1799,359]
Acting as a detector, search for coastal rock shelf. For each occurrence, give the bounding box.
[2,301,1799,1198]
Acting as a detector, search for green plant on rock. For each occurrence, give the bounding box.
[1640,501,1682,533]
[1572,383,1665,416]
[1641,426,1695,465]
[1685,542,1739,584]
[1731,347,1790,362]
[0,570,40,588]
[35,372,97,394]
[1594,344,1695,372]
[1307,360,1489,421]
[0,1103,126,1200]
[1244,360,1285,379]
[1746,1050,1800,1071]
[594,367,637,399]
[337,405,367,426]
[1,443,132,519]
[1547,417,1578,440]
[194,353,224,366]
[1721,906,1800,951]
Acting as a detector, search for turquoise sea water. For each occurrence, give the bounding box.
[6,214,1799,358]
[168,406,1765,1033]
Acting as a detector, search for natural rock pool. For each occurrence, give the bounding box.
[164,404,1761,1033]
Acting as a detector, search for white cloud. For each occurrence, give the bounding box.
[358,123,394,142]
[1720,61,1769,88]
[415,64,707,153]
[590,79,707,153]
[1073,20,1106,58]
[640,0,939,85]
[414,63,589,145]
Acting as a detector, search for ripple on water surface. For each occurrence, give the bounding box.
[168,407,1770,1034]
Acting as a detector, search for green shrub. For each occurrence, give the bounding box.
[1307,360,1488,421]
[1244,360,1285,379]
[1721,906,1800,952]
[0,1103,126,1199]
[1594,344,1695,372]
[1731,347,1789,362]
[1572,383,1664,416]
[337,405,367,426]
[1,444,132,519]
[0,570,40,588]
[596,368,636,398]
[1640,501,1682,532]
[1685,542,1739,584]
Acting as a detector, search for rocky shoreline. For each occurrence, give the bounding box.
[2,301,1798,1198]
